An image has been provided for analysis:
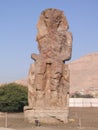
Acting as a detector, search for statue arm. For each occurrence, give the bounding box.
[61,31,73,61]
[61,46,72,61]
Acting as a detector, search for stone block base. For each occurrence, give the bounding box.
[24,106,69,124]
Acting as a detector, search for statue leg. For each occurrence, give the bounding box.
[59,64,70,107]
[50,61,63,106]
[35,59,46,90]
[34,59,46,107]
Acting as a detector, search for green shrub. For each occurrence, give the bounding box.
[0,83,28,112]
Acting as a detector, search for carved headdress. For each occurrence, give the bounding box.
[36,8,69,40]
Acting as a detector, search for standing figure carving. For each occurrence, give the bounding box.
[28,8,72,108]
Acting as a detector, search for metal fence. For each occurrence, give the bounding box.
[0,112,33,129]
[69,107,98,127]
[0,107,98,129]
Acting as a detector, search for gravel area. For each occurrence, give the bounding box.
[0,128,15,130]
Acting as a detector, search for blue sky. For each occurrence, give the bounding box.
[0,0,98,83]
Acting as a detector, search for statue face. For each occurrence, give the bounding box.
[36,8,69,38]
[42,9,62,30]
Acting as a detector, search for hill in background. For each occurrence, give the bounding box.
[69,53,98,96]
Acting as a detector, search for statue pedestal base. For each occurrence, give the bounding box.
[24,106,69,124]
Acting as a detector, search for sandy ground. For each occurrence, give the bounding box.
[1,126,98,130]
[0,128,15,130]
[0,108,98,130]
[1,127,98,130]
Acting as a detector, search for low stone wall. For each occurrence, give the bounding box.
[69,98,98,107]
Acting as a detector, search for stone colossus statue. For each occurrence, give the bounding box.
[28,8,72,108]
